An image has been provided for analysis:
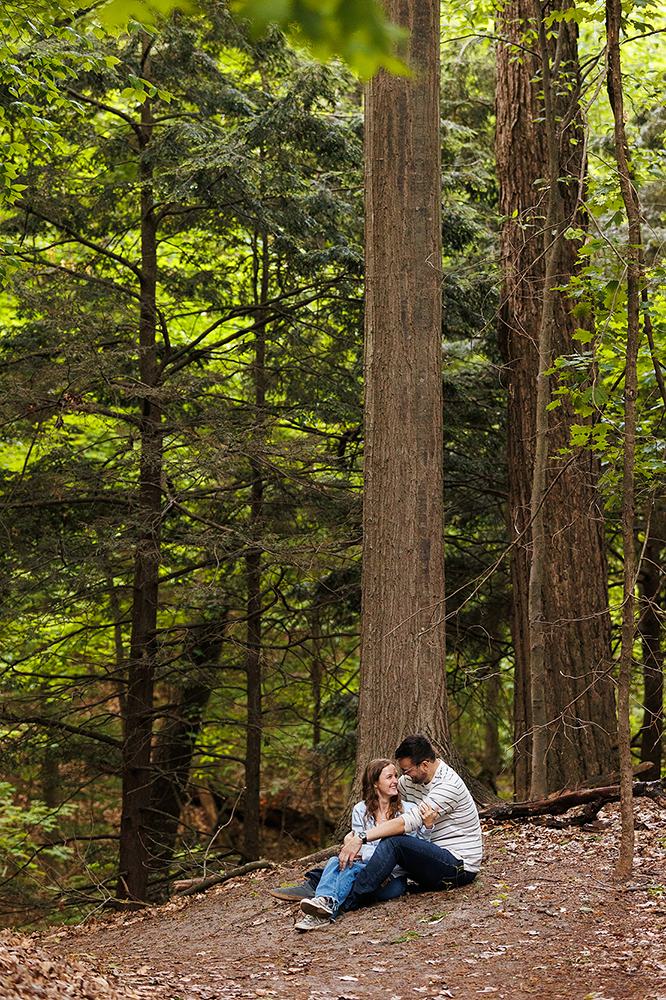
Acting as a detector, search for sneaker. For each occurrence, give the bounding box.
[294,912,330,932]
[300,895,336,919]
[269,883,315,902]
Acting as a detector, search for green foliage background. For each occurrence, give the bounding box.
[0,0,664,926]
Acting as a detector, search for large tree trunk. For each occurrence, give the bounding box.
[118,48,163,902]
[354,0,448,787]
[496,0,617,797]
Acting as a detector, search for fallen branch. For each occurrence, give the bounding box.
[277,844,341,868]
[173,859,274,897]
[479,779,666,823]
[578,760,653,789]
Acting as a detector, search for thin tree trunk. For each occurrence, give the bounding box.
[147,628,223,894]
[105,565,127,738]
[309,604,327,847]
[148,677,211,896]
[355,0,448,797]
[481,668,503,794]
[243,234,269,862]
[606,0,640,879]
[118,41,162,902]
[638,517,664,780]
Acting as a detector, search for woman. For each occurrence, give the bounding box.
[294,758,435,931]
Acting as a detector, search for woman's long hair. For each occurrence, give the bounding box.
[362,758,402,825]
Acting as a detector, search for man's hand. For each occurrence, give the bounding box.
[419,800,439,829]
[338,832,362,869]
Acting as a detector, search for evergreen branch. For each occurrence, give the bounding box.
[21,205,142,279]
[0,619,132,667]
[76,402,142,428]
[0,710,122,748]
[0,494,131,509]
[12,253,142,303]
[160,317,258,373]
[65,86,138,127]
[153,197,250,226]
[162,280,346,376]
[45,834,121,844]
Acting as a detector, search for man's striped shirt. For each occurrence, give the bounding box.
[399,759,483,872]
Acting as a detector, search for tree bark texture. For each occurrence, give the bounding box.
[118,58,163,902]
[148,676,212,896]
[606,0,640,878]
[526,0,570,800]
[147,630,223,895]
[480,669,503,794]
[309,604,327,847]
[243,234,269,862]
[496,0,617,797]
[356,0,448,779]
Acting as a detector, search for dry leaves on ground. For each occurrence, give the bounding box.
[0,931,153,1000]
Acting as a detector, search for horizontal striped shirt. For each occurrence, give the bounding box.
[399,759,483,872]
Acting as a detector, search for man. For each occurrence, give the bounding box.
[337,733,482,909]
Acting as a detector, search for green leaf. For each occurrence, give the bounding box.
[230,0,409,77]
[91,0,196,31]
[581,386,608,407]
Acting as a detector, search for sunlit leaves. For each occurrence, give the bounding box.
[229,0,408,77]
[87,0,408,77]
[90,0,195,31]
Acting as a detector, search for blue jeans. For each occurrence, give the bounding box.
[344,836,476,912]
[317,856,407,916]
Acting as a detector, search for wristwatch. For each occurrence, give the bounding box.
[359,831,368,844]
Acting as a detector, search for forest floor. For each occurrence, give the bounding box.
[5,799,666,1000]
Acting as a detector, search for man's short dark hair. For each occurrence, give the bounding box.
[395,733,436,763]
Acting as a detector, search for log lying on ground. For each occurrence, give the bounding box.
[173,859,274,897]
[578,760,653,788]
[172,847,341,899]
[479,778,666,824]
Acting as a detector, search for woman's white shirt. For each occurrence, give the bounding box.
[350,800,431,864]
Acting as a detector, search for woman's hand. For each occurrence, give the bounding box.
[419,800,439,829]
[338,832,362,869]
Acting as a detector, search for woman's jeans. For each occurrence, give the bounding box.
[316,856,407,916]
[344,835,476,912]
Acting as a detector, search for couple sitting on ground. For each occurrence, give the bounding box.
[294,733,482,931]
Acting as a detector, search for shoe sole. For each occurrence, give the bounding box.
[294,920,330,932]
[269,885,315,901]
[300,898,333,918]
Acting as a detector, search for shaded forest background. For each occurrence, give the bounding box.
[0,0,665,927]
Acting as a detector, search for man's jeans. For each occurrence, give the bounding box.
[317,856,407,916]
[344,836,476,912]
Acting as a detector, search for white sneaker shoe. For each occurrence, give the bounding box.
[294,912,330,932]
[300,895,336,918]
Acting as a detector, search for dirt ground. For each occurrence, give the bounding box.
[18,799,666,1000]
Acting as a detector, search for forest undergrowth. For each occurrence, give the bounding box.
[2,800,665,1000]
